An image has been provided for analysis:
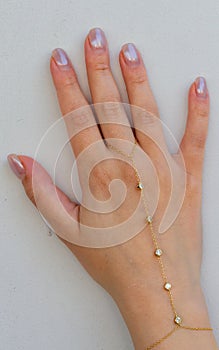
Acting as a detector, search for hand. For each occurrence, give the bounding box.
[8,28,218,349]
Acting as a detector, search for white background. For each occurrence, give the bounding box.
[1,0,219,349]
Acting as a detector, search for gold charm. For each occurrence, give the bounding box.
[137,182,144,190]
[154,248,163,257]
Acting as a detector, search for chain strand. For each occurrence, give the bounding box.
[146,326,179,350]
[107,140,213,349]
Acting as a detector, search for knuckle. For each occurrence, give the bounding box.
[130,70,148,85]
[94,62,109,72]
[57,75,78,92]
[74,114,90,127]
[189,132,206,149]
[91,56,110,73]
[71,110,93,128]
[141,111,158,127]
[99,95,120,105]
[193,105,209,119]
[134,110,160,129]
[97,101,126,123]
[196,109,209,119]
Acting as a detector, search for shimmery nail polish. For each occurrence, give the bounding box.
[88,28,106,49]
[122,43,139,64]
[52,48,71,69]
[7,154,26,180]
[195,77,207,98]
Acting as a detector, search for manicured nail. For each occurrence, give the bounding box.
[88,28,106,49]
[122,43,140,65]
[7,154,26,180]
[195,77,208,98]
[52,48,71,69]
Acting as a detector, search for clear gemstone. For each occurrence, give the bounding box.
[174,316,182,325]
[137,182,144,190]
[155,248,163,257]
[146,216,153,223]
[164,282,172,291]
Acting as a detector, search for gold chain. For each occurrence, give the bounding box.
[107,140,213,349]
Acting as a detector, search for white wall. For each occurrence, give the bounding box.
[1,0,219,348]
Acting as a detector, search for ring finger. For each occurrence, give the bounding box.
[119,43,168,161]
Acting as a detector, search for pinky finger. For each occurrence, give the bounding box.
[179,77,209,178]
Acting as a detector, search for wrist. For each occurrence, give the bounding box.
[113,283,216,349]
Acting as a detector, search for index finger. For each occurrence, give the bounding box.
[50,48,104,157]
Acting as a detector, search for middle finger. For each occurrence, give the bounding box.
[85,28,134,143]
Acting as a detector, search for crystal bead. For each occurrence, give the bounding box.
[137,182,144,190]
[164,282,172,291]
[146,216,153,223]
[174,316,182,325]
[154,248,163,257]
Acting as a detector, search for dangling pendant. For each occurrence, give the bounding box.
[164,282,172,291]
[154,248,163,257]
[137,182,144,190]
[146,215,153,223]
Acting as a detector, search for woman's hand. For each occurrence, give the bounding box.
[8,28,218,349]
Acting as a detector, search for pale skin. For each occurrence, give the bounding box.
[8,28,219,349]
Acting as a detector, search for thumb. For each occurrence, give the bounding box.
[7,154,80,242]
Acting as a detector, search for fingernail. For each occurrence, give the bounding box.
[195,77,208,98]
[88,28,106,49]
[122,43,140,65]
[52,48,71,69]
[7,154,26,180]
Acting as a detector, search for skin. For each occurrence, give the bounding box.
[9,28,218,349]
